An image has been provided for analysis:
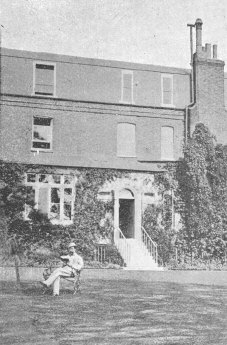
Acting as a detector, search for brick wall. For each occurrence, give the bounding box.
[1,48,191,109]
[191,56,227,143]
[0,95,185,171]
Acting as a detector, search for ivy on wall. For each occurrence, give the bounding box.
[0,162,126,276]
[142,123,227,267]
[61,168,125,259]
[152,123,227,266]
[175,123,227,264]
[142,173,176,266]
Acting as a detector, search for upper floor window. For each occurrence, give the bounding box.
[161,74,174,106]
[32,117,52,150]
[161,126,174,160]
[33,62,56,96]
[117,123,136,157]
[121,70,133,103]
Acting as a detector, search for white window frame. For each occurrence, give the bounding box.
[117,122,136,157]
[161,126,174,161]
[161,74,174,107]
[25,173,75,225]
[31,116,53,152]
[120,70,134,104]
[32,61,56,97]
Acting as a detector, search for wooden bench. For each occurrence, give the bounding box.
[42,266,82,295]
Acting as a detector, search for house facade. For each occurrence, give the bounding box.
[0,19,227,269]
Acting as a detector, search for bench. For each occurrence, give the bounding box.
[42,266,82,295]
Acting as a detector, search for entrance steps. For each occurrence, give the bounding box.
[115,230,163,271]
[123,239,163,271]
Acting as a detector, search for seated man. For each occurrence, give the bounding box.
[41,242,84,296]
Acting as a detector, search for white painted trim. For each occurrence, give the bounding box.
[113,186,140,241]
[161,74,174,107]
[120,70,134,104]
[25,173,75,225]
[32,116,53,151]
[32,60,56,97]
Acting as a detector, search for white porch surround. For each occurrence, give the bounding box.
[113,187,142,241]
[114,188,162,270]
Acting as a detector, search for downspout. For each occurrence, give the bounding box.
[185,23,196,143]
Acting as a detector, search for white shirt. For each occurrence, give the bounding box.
[61,253,84,271]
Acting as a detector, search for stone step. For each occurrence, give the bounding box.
[124,266,164,271]
[116,237,160,270]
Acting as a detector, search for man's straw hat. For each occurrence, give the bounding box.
[68,242,76,248]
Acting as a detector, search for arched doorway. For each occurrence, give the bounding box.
[119,188,135,238]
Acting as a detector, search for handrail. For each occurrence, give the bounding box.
[141,226,158,263]
[115,227,131,266]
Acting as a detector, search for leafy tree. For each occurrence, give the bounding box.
[0,162,53,285]
[0,161,30,285]
[174,124,226,264]
[142,203,175,266]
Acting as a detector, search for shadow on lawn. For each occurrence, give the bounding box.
[0,281,75,297]
[1,280,227,345]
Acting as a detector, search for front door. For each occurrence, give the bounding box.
[119,198,135,238]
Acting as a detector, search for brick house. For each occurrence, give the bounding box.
[0,19,226,269]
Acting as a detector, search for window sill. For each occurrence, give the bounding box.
[50,219,73,226]
[31,149,53,153]
[161,158,175,161]
[32,93,56,98]
[161,103,175,108]
[119,100,135,105]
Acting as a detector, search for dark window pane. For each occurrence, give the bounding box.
[36,64,54,70]
[64,203,72,220]
[26,186,35,204]
[39,174,48,183]
[64,188,72,196]
[27,173,36,183]
[32,142,50,149]
[51,188,60,203]
[50,204,60,220]
[34,117,51,126]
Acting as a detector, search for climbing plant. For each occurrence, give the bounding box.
[157,123,227,266]
[0,162,127,277]
[143,123,227,267]
[0,160,34,285]
[69,168,125,258]
[142,171,177,266]
[175,123,227,264]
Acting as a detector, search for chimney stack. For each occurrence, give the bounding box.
[195,18,203,53]
[192,19,226,144]
[213,44,217,59]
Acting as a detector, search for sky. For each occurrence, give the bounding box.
[1,0,227,70]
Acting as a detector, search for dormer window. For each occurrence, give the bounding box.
[33,62,56,96]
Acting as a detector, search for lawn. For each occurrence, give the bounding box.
[0,275,227,345]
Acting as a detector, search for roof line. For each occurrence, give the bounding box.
[1,47,191,75]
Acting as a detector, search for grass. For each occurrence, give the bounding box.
[0,277,227,345]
